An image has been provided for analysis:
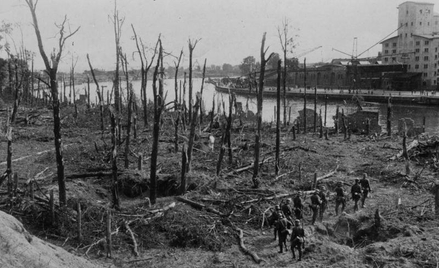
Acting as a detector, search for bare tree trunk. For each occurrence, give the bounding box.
[174,50,183,153]
[387,97,392,136]
[124,89,133,168]
[25,0,79,206]
[86,54,105,134]
[180,144,187,194]
[110,107,120,209]
[275,60,281,176]
[314,87,317,132]
[186,94,201,173]
[303,58,307,134]
[131,25,160,128]
[150,40,163,205]
[188,39,199,123]
[253,33,271,188]
[199,59,207,125]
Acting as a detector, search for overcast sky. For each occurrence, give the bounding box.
[1,0,432,72]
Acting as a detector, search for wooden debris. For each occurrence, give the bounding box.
[124,221,139,257]
[235,228,264,264]
[175,196,225,216]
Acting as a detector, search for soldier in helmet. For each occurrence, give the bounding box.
[271,205,282,240]
[276,213,291,253]
[318,185,327,222]
[334,182,346,215]
[281,198,294,222]
[293,192,303,220]
[360,173,372,208]
[351,178,362,212]
[310,190,321,225]
[290,219,305,261]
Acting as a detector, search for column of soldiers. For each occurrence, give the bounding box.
[269,173,372,261]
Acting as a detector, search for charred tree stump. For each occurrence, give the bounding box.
[77,201,82,243]
[173,50,183,153]
[303,61,307,134]
[335,106,339,134]
[292,126,296,140]
[106,208,112,258]
[324,95,327,126]
[324,128,329,140]
[180,144,188,194]
[186,94,201,173]
[150,40,164,205]
[402,120,408,159]
[137,153,143,170]
[275,60,281,176]
[252,32,271,188]
[110,108,120,209]
[313,87,317,132]
[319,109,323,138]
[387,98,392,136]
[366,118,370,136]
[50,189,55,225]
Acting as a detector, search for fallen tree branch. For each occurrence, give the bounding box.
[124,221,139,257]
[175,196,226,216]
[234,228,264,264]
[226,157,273,176]
[316,165,339,182]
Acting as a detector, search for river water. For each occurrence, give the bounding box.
[71,78,439,135]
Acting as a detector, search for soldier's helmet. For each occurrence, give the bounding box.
[275,205,280,210]
[337,181,342,186]
[295,219,301,225]
[319,185,326,191]
[355,178,360,183]
[287,198,292,203]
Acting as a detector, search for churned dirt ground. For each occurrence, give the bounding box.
[1,99,438,268]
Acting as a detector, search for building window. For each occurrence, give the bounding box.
[384,50,388,54]
[424,48,429,53]
[415,56,420,61]
[420,9,422,14]
[424,64,428,69]
[435,47,437,52]
[385,43,389,48]
[425,41,429,45]
[392,43,397,47]
[411,22,414,26]
[405,33,407,37]
[415,64,419,69]
[415,48,420,53]
[392,57,396,62]
[420,22,422,26]
[415,41,420,46]
[405,23,408,27]
[384,58,388,62]
[392,49,397,54]
[423,73,427,77]
[408,65,411,70]
[406,10,408,15]
[400,23,403,27]
[424,56,429,61]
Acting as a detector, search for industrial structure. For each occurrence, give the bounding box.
[285,1,438,91]
[381,1,439,89]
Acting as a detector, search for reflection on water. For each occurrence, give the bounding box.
[72,78,439,135]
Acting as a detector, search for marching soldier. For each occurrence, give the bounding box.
[334,182,346,215]
[318,186,327,221]
[351,178,362,212]
[272,205,282,240]
[281,198,294,222]
[276,213,291,253]
[290,219,305,261]
[293,192,303,220]
[310,190,321,225]
[360,173,372,208]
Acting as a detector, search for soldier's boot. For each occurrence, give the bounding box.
[298,248,302,261]
[291,248,296,259]
[278,244,283,253]
[274,228,277,240]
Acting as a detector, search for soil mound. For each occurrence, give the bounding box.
[0,210,101,268]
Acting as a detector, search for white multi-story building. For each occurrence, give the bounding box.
[381,1,439,89]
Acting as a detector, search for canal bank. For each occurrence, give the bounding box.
[214,85,439,106]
